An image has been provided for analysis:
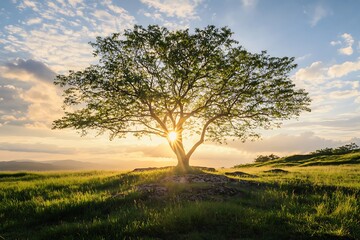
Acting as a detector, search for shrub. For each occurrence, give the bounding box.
[254,154,280,163]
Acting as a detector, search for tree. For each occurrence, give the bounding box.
[311,143,359,155]
[53,25,311,172]
[254,154,280,163]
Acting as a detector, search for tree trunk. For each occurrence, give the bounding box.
[168,135,192,173]
[175,150,190,172]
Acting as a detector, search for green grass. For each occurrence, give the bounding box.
[0,166,359,239]
[234,150,360,168]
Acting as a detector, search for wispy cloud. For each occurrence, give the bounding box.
[228,132,347,154]
[0,142,76,154]
[140,0,203,19]
[305,4,331,27]
[241,0,258,9]
[140,0,203,29]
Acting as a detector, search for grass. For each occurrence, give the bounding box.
[234,150,360,168]
[0,166,359,239]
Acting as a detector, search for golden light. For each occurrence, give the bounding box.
[168,131,177,142]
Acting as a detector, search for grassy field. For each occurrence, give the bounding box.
[0,165,359,239]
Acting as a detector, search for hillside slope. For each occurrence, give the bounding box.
[235,150,360,168]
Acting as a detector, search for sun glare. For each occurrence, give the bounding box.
[168,131,177,142]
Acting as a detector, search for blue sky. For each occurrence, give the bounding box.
[0,0,359,168]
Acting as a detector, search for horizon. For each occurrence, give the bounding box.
[0,0,360,169]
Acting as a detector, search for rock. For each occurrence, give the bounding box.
[192,166,216,172]
[135,173,245,201]
[135,184,168,196]
[225,171,257,178]
[264,168,289,174]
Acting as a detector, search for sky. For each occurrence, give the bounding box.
[0,0,359,169]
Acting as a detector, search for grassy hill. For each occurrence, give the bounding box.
[0,165,359,239]
[234,150,360,168]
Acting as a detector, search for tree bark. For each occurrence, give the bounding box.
[170,143,189,172]
[168,130,191,172]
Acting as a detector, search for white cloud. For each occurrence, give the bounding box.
[335,33,355,56]
[328,60,360,78]
[0,59,63,128]
[25,17,42,25]
[339,46,353,56]
[355,96,360,104]
[296,53,312,62]
[309,4,330,27]
[140,0,202,19]
[241,0,258,8]
[294,60,360,83]
[20,82,63,128]
[328,90,359,100]
[293,61,327,84]
[227,132,346,154]
[3,0,136,72]
[68,0,83,7]
[330,40,341,46]
[18,0,39,11]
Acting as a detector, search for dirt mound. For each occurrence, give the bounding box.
[135,174,247,201]
[132,166,216,173]
[264,168,289,174]
[132,166,172,172]
[225,171,257,178]
[162,174,234,183]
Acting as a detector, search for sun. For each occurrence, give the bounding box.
[168,131,177,142]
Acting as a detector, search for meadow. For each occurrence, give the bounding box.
[0,164,359,239]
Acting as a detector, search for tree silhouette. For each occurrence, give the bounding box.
[53,25,311,171]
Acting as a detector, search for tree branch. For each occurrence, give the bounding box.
[186,113,227,159]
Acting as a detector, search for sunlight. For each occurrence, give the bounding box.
[168,131,177,142]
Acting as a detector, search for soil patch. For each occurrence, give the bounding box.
[225,171,257,178]
[264,168,289,174]
[135,173,255,201]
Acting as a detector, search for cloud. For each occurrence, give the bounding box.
[293,61,328,85]
[296,53,312,62]
[0,142,76,154]
[25,17,42,25]
[227,132,354,154]
[285,116,360,133]
[241,0,258,8]
[328,90,359,100]
[327,60,360,78]
[0,59,63,128]
[0,84,29,126]
[294,59,360,84]
[0,59,55,83]
[308,4,331,27]
[2,0,136,72]
[140,0,203,19]
[331,33,355,56]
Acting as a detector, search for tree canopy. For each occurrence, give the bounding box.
[53,25,311,171]
[254,154,280,163]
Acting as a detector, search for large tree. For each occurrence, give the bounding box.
[53,25,311,171]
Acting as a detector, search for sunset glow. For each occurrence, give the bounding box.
[168,131,178,143]
[0,0,359,169]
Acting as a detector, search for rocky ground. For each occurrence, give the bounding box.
[135,173,258,201]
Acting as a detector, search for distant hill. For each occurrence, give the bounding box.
[0,159,177,171]
[0,160,113,171]
[234,150,360,168]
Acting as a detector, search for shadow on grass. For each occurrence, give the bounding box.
[1,171,358,240]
